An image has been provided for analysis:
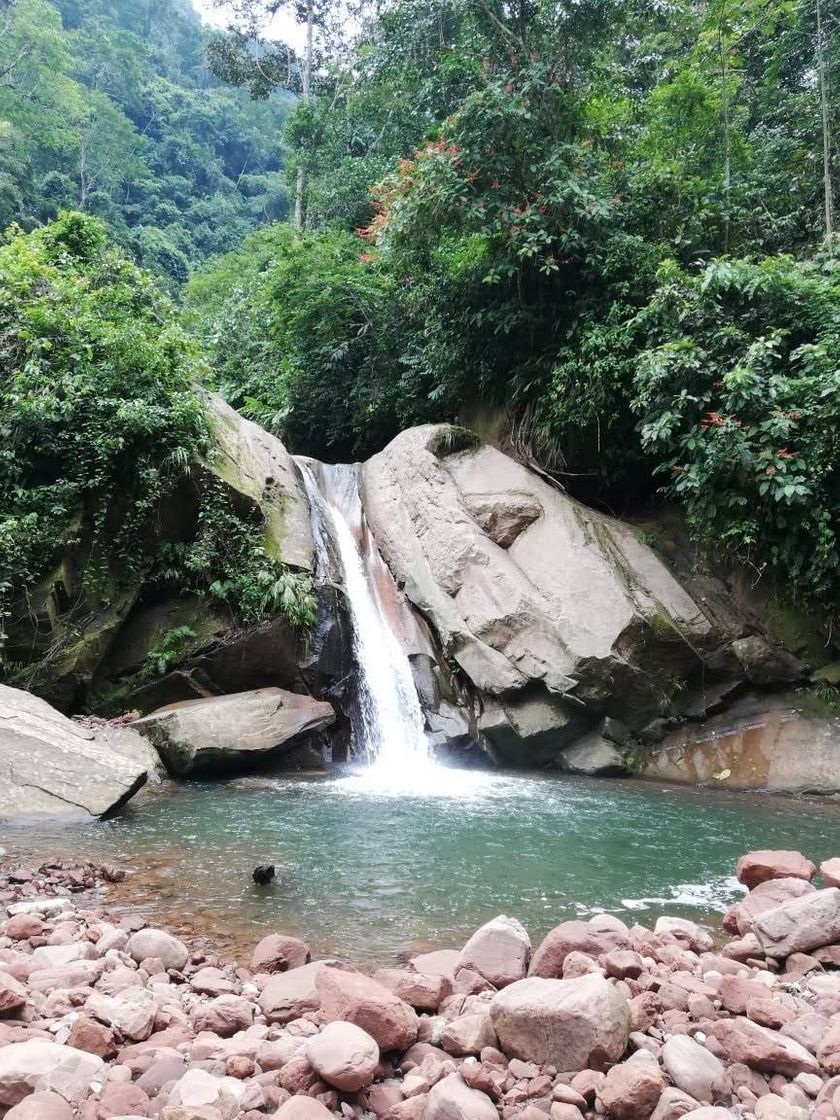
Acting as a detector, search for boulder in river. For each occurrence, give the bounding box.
[134,686,335,776]
[361,424,738,759]
[0,683,148,819]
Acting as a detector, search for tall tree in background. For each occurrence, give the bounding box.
[207,0,354,227]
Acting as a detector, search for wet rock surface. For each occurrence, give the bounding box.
[0,847,839,1120]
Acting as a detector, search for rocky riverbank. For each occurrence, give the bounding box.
[1,851,840,1120]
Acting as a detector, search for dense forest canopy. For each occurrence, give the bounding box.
[0,0,838,663]
[0,0,293,281]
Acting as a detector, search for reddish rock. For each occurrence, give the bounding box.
[551,1104,584,1120]
[278,1055,318,1094]
[192,993,253,1037]
[305,1021,380,1092]
[817,1017,840,1074]
[737,851,816,889]
[425,1072,498,1120]
[388,1095,431,1120]
[5,1092,73,1120]
[316,966,419,1052]
[410,950,461,981]
[189,966,238,996]
[821,859,840,889]
[570,1070,606,1103]
[95,1081,151,1117]
[602,950,644,980]
[747,995,798,1030]
[0,1039,106,1107]
[126,928,188,971]
[718,974,773,1014]
[661,1036,727,1102]
[364,1079,405,1115]
[251,933,311,974]
[711,1016,820,1075]
[490,973,631,1070]
[598,1056,665,1120]
[781,1011,830,1055]
[754,889,840,958]
[226,1055,257,1079]
[439,1012,497,1057]
[529,920,630,978]
[0,972,27,1015]
[458,915,531,988]
[67,1015,117,1059]
[274,1096,335,1120]
[259,961,329,1024]
[630,992,661,1033]
[653,918,713,953]
[374,968,450,1010]
[5,915,44,941]
[725,877,815,935]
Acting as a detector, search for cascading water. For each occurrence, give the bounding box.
[297,458,433,777]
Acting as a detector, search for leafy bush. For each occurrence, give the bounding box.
[153,475,317,632]
[0,212,205,607]
[186,224,410,460]
[633,255,840,610]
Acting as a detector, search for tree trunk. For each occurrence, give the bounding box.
[719,6,732,252]
[294,0,315,229]
[816,0,834,253]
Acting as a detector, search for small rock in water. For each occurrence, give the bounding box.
[253,864,276,885]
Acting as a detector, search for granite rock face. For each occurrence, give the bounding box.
[134,687,335,776]
[361,424,739,763]
[0,684,148,819]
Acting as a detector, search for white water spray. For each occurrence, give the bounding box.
[297,459,434,780]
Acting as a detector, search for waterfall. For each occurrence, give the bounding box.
[296,459,432,774]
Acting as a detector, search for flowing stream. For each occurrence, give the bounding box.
[296,459,433,779]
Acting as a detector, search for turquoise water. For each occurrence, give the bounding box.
[4,770,840,963]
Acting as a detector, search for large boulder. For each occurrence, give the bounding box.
[0,1039,106,1106]
[202,392,313,571]
[457,915,531,988]
[529,918,630,978]
[644,694,840,794]
[259,961,333,1024]
[134,687,335,776]
[2,393,315,714]
[723,877,814,936]
[736,850,815,889]
[127,928,189,971]
[305,1022,379,1091]
[361,425,731,754]
[426,1073,498,1120]
[489,973,631,1069]
[316,966,419,1052]
[753,888,840,958]
[0,684,148,819]
[251,933,311,974]
[710,1018,818,1075]
[661,1036,728,1102]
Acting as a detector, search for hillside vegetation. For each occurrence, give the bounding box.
[0,0,838,678]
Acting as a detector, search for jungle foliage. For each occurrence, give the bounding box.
[189,0,839,615]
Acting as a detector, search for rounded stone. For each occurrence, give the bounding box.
[306,1021,380,1091]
